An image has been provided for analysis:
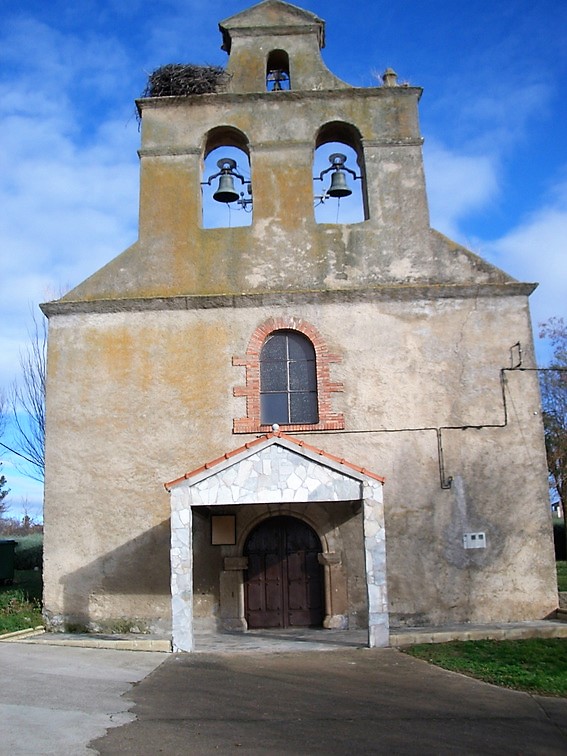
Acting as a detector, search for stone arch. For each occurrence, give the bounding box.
[201,126,252,228]
[266,49,291,90]
[203,125,250,159]
[314,120,368,223]
[237,508,331,553]
[234,505,349,631]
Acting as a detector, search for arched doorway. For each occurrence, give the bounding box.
[244,516,324,629]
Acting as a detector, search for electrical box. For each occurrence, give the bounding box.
[463,532,486,549]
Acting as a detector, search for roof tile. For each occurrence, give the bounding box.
[165,431,385,490]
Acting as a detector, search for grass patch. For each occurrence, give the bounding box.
[404,639,567,697]
[558,561,567,592]
[0,570,43,634]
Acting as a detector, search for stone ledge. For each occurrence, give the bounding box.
[0,626,45,642]
[390,620,567,647]
[41,282,537,317]
[4,632,172,652]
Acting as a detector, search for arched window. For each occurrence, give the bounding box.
[260,331,318,425]
[313,122,368,224]
[202,127,252,228]
[266,50,291,91]
[233,317,344,434]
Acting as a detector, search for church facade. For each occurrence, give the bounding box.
[41,1,557,650]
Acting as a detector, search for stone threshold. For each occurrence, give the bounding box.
[3,620,566,654]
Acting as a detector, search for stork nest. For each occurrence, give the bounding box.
[141,63,229,98]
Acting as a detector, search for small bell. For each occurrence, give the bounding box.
[213,173,240,204]
[327,169,352,198]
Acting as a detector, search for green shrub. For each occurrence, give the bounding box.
[13,534,43,570]
[558,562,567,592]
[554,522,566,561]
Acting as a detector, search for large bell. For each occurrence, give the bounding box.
[327,169,352,198]
[213,173,240,204]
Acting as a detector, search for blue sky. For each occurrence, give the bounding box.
[1,0,566,520]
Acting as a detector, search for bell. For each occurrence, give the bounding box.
[327,169,352,198]
[213,173,240,204]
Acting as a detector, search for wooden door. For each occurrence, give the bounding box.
[244,516,324,629]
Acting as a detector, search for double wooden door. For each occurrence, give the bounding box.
[244,516,324,629]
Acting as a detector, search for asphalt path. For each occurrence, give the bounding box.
[91,648,567,755]
[1,643,566,755]
[0,642,165,755]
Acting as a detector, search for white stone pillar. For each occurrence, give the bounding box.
[362,480,389,647]
[170,489,193,652]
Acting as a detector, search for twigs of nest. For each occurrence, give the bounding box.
[141,63,229,98]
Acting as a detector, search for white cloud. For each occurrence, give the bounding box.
[423,139,499,239]
[457,82,552,155]
[425,144,567,361]
[482,182,567,339]
[0,20,140,389]
[423,139,567,364]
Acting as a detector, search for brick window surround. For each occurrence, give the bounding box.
[233,317,344,434]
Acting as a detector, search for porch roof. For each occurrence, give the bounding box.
[165,430,385,491]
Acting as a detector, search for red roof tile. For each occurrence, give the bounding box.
[165,431,385,490]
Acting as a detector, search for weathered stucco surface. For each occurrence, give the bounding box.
[41,0,557,637]
[43,296,556,631]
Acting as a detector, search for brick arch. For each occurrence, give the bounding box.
[233,316,345,433]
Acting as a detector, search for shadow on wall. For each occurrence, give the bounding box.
[55,519,171,634]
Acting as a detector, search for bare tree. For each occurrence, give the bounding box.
[9,312,46,482]
[0,390,10,517]
[539,317,567,555]
[0,468,8,518]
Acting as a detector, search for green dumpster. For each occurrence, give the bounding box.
[0,540,17,585]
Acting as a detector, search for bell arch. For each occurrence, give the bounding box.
[313,121,368,224]
[266,49,291,91]
[201,126,253,228]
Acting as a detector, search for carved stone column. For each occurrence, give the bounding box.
[220,556,248,631]
[319,551,348,629]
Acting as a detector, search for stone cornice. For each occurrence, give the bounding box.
[363,137,424,147]
[138,146,201,158]
[138,139,424,158]
[41,282,537,317]
[135,85,422,115]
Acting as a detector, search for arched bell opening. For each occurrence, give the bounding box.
[313,121,368,224]
[202,126,253,228]
[266,49,291,91]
